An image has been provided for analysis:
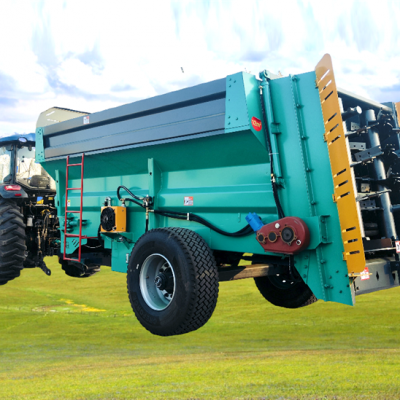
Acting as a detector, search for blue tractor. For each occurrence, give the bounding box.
[0,132,59,284]
[0,107,89,285]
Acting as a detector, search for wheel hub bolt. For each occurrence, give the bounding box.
[155,273,167,290]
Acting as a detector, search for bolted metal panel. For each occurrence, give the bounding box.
[225,72,267,148]
[35,127,45,162]
[225,73,250,134]
[353,258,399,296]
[266,71,354,305]
[315,54,366,273]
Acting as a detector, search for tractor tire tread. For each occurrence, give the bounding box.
[0,200,26,285]
[255,275,317,309]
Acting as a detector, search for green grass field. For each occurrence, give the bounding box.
[1,256,400,399]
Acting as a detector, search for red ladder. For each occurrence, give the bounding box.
[63,154,86,262]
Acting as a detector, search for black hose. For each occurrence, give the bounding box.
[259,83,285,219]
[154,210,253,237]
[123,197,146,208]
[116,187,254,237]
[117,185,147,204]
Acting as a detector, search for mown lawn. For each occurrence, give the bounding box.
[1,256,400,399]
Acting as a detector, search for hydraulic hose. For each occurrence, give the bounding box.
[153,209,254,237]
[116,186,253,237]
[259,81,285,219]
[117,185,146,208]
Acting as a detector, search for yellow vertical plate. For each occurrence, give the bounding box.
[315,54,365,273]
[395,102,400,122]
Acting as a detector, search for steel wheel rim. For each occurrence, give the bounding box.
[139,253,176,311]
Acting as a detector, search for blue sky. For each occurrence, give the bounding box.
[1,0,399,134]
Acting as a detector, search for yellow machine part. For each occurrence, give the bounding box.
[100,206,127,233]
[315,54,366,273]
[396,102,400,122]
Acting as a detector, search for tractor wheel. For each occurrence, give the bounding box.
[127,227,219,336]
[0,199,27,285]
[254,272,317,309]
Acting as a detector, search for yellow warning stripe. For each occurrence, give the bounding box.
[315,54,365,273]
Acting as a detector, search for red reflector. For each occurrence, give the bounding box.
[4,185,21,191]
[14,193,22,197]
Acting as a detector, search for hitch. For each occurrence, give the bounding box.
[34,252,51,276]
[38,261,51,276]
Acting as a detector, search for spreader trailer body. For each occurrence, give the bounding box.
[30,54,400,335]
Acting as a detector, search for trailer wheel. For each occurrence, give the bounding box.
[127,227,219,336]
[254,273,317,309]
[0,199,27,285]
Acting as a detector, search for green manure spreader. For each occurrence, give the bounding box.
[2,54,400,336]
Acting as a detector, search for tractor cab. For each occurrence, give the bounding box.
[0,133,56,199]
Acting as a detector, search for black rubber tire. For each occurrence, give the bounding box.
[254,273,317,309]
[127,227,219,336]
[0,199,27,285]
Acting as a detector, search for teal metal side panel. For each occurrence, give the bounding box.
[225,73,250,134]
[269,72,353,306]
[35,127,45,162]
[43,128,278,273]
[111,237,135,273]
[148,158,162,230]
[225,72,266,148]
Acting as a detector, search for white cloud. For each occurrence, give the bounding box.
[1,0,400,134]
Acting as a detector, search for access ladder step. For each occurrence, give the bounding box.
[63,154,85,262]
